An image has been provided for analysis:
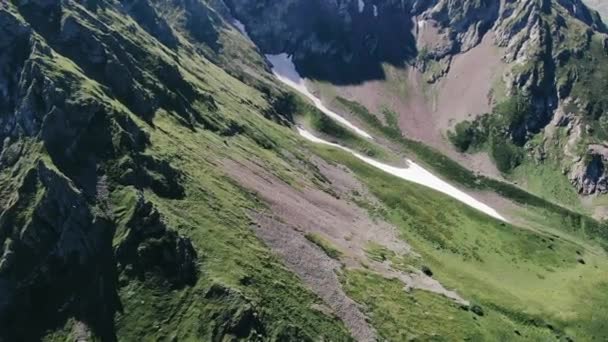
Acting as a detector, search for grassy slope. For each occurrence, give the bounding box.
[13,0,606,340]
[290,81,608,339]
[1,2,355,340]
[255,34,608,341]
[332,97,605,239]
[104,23,354,342]
[311,144,608,341]
[241,3,608,339]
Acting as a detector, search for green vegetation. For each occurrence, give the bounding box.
[448,119,487,152]
[562,35,608,127]
[291,95,397,162]
[310,144,608,340]
[5,0,608,341]
[333,96,599,228]
[447,95,532,173]
[511,161,583,211]
[488,134,523,173]
[305,233,343,260]
[341,269,557,341]
[1,2,355,340]
[382,108,400,131]
[364,242,421,272]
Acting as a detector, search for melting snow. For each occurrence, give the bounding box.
[298,128,508,222]
[266,53,374,139]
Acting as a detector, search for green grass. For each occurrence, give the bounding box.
[333,96,603,232]
[364,242,421,272]
[511,161,583,212]
[341,269,558,341]
[381,108,400,132]
[305,233,343,260]
[2,2,356,340]
[109,106,353,341]
[293,95,398,163]
[309,144,608,340]
[108,126,353,340]
[8,1,608,341]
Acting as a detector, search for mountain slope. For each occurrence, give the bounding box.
[584,0,608,21]
[1,0,608,341]
[228,0,608,215]
[0,1,352,340]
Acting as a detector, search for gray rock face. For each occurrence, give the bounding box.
[0,2,198,339]
[571,146,608,194]
[225,0,419,83]
[121,0,179,48]
[424,0,500,54]
[0,10,32,139]
[583,0,608,21]
[0,162,120,341]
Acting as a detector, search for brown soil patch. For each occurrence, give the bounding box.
[433,33,504,132]
[222,153,471,340]
[312,32,505,179]
[416,19,451,54]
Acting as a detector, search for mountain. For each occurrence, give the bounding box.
[584,0,608,20]
[232,0,608,213]
[1,0,608,341]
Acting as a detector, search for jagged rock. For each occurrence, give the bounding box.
[0,162,120,341]
[557,0,607,32]
[116,192,198,287]
[114,154,185,198]
[121,0,179,48]
[0,138,23,167]
[203,283,268,340]
[0,9,32,119]
[199,282,314,340]
[570,151,608,195]
[226,0,418,83]
[425,0,500,53]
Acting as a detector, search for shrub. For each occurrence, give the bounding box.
[489,134,523,173]
[470,304,485,317]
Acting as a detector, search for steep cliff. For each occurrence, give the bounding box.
[2,0,608,341]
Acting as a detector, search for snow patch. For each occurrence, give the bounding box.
[358,0,365,13]
[266,53,374,139]
[297,128,507,222]
[373,5,378,17]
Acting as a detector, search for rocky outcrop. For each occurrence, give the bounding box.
[115,192,198,287]
[0,3,201,339]
[202,283,313,340]
[423,0,500,55]
[224,0,418,83]
[0,162,120,341]
[121,0,179,48]
[570,145,608,194]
